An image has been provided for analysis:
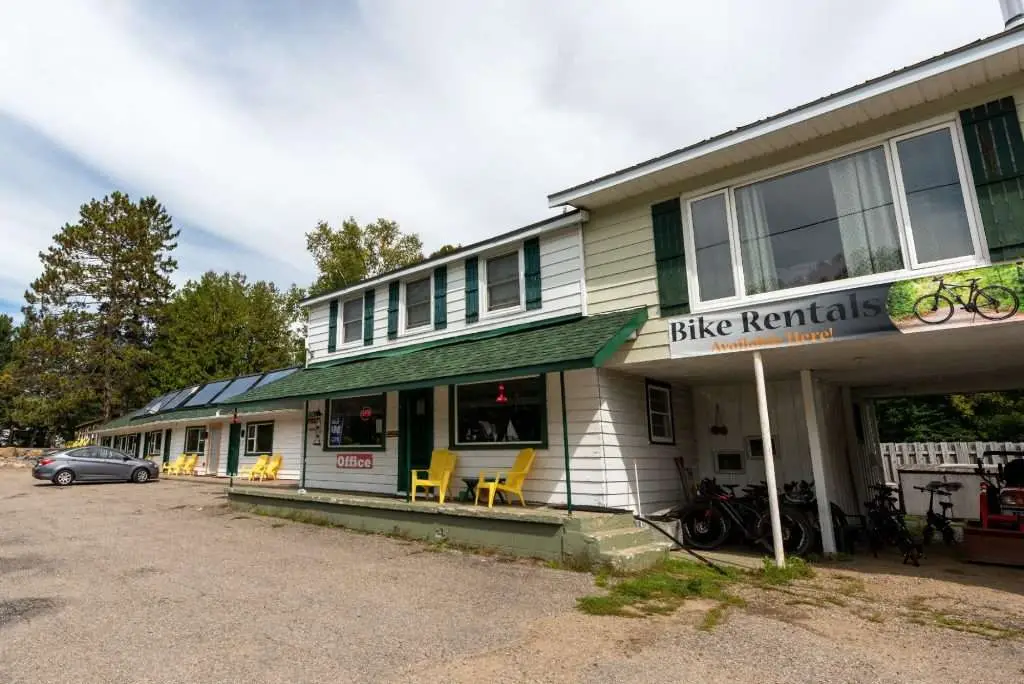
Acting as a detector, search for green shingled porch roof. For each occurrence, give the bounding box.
[231,308,648,404]
[94,401,303,433]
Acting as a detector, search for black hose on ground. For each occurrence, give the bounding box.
[634,514,730,576]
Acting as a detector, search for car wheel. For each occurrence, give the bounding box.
[131,468,150,484]
[53,469,75,486]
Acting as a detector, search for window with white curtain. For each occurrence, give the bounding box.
[685,122,980,305]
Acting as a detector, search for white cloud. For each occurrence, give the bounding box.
[0,0,1005,308]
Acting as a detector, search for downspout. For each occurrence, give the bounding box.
[299,400,309,490]
[560,371,573,514]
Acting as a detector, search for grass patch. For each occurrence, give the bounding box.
[757,557,814,585]
[577,556,811,620]
[699,604,728,631]
[901,595,1024,640]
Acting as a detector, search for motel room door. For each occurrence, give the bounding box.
[397,388,434,493]
[226,422,242,476]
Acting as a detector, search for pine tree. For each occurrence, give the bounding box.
[13,192,178,433]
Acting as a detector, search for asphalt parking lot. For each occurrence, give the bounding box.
[2,471,1023,684]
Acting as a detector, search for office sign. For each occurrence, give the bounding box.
[336,453,374,469]
[667,261,1023,358]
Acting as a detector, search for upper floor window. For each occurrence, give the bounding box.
[685,122,982,307]
[342,298,362,343]
[486,251,521,311]
[405,277,431,329]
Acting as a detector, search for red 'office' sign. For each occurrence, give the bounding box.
[336,453,374,469]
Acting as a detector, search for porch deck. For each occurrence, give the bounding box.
[225,486,672,570]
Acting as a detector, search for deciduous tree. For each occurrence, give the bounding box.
[151,272,301,392]
[306,217,423,296]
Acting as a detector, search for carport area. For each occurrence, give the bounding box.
[629,311,1024,558]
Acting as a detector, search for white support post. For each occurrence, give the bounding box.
[801,370,836,555]
[753,351,785,568]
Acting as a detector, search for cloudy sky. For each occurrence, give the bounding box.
[0,0,1005,318]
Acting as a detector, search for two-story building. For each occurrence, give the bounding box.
[231,211,689,511]
[545,17,1024,551]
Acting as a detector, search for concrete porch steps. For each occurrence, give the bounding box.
[572,515,673,571]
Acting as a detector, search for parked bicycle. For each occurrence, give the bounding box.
[912,276,1019,325]
[678,478,815,556]
[864,483,922,566]
[913,481,961,546]
[782,480,853,554]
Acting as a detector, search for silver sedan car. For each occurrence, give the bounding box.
[32,446,160,486]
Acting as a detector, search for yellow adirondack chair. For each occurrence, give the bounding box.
[475,448,536,508]
[161,455,185,475]
[411,449,457,504]
[241,455,269,481]
[259,454,283,482]
[177,453,199,476]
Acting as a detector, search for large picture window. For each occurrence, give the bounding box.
[486,251,521,311]
[325,394,386,450]
[685,122,980,306]
[342,298,362,343]
[452,376,545,447]
[184,426,207,454]
[245,421,274,455]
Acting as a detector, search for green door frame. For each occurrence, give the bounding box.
[227,422,242,476]
[398,388,434,497]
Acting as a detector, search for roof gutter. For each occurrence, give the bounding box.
[547,26,1024,208]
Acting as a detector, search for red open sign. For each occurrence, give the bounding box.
[359,407,372,421]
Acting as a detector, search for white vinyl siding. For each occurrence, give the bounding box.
[306,224,584,363]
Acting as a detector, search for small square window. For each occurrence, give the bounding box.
[715,451,744,474]
[486,252,520,311]
[645,381,674,444]
[406,277,431,329]
[245,422,274,455]
[342,299,362,343]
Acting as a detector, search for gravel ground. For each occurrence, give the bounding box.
[1,470,1023,684]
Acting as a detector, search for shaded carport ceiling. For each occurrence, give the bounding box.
[623,322,1024,395]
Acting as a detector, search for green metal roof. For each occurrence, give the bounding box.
[95,401,303,433]
[230,308,648,404]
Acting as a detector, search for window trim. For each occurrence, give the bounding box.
[447,374,548,450]
[244,421,275,456]
[341,297,363,345]
[323,392,388,452]
[183,426,207,454]
[679,114,988,313]
[480,248,526,319]
[645,379,675,445]
[401,275,433,334]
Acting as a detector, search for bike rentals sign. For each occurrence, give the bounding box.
[668,262,1023,358]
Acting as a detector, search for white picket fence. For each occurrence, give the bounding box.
[879,442,1024,482]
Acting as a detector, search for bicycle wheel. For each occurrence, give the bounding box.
[679,503,731,550]
[941,525,956,546]
[973,285,1019,321]
[912,293,955,324]
[922,524,935,546]
[829,503,850,554]
[756,507,815,556]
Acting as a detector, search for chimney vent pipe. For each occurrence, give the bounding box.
[1001,0,1024,29]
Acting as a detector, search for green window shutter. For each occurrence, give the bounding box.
[434,266,448,330]
[162,429,172,464]
[960,96,1024,262]
[387,282,400,339]
[327,299,339,352]
[363,289,375,346]
[464,257,479,323]
[651,198,689,315]
[524,237,542,310]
